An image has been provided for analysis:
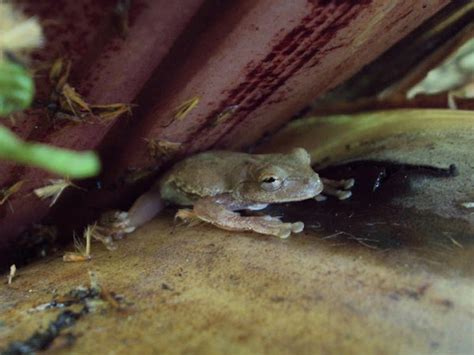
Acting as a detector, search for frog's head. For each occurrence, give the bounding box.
[235,148,323,203]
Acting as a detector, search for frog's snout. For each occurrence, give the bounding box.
[306,175,324,197]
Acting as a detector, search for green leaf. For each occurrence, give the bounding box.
[0,125,100,178]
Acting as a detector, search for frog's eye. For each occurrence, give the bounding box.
[259,175,282,191]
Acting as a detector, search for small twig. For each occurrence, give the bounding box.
[321,231,344,240]
[7,264,16,284]
[348,237,379,250]
[442,233,464,249]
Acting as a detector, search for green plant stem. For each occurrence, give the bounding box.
[0,125,100,178]
[0,61,34,115]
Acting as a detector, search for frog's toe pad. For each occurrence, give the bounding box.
[343,178,355,189]
[314,195,327,202]
[291,221,304,233]
[262,215,282,222]
[275,222,303,239]
[276,227,292,239]
[337,190,352,200]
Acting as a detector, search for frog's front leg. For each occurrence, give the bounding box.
[103,186,165,238]
[319,177,354,200]
[128,186,165,228]
[178,195,304,239]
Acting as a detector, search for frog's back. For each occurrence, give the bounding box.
[159,151,250,205]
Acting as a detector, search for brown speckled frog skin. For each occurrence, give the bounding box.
[123,148,353,238]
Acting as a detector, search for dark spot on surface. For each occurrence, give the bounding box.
[2,310,82,355]
[2,283,123,354]
[402,289,423,300]
[161,283,173,291]
[433,299,454,309]
[387,284,431,302]
[388,293,400,301]
[270,296,286,303]
[416,283,431,297]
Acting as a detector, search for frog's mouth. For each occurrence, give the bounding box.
[286,176,323,201]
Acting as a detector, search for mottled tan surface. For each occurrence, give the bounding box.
[0,211,473,354]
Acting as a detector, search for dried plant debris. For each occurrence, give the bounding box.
[74,214,129,252]
[90,103,133,121]
[212,104,239,126]
[7,264,16,285]
[0,180,23,205]
[61,83,92,117]
[62,253,89,263]
[173,96,199,121]
[65,211,138,253]
[84,222,117,251]
[146,138,182,160]
[2,272,126,354]
[54,271,126,311]
[442,232,464,249]
[90,270,122,309]
[33,178,79,206]
[63,228,92,262]
[46,58,132,124]
[47,57,91,120]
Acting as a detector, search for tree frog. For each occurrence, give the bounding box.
[114,148,353,239]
